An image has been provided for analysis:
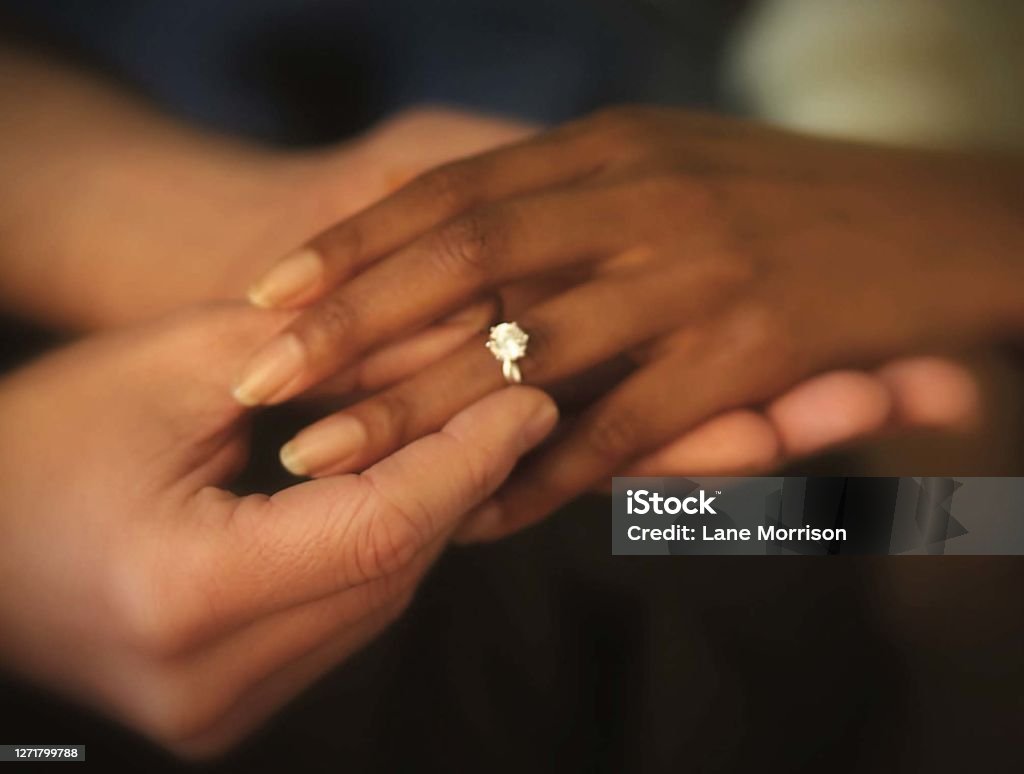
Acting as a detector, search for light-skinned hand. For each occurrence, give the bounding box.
[0,304,556,756]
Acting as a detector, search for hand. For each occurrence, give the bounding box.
[0,304,556,755]
[232,107,1018,534]
[0,50,534,330]
[119,108,534,328]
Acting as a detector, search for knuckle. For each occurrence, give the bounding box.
[417,163,476,213]
[453,443,495,504]
[719,302,803,382]
[585,407,642,461]
[308,293,359,349]
[314,223,363,274]
[430,212,501,279]
[349,481,427,583]
[718,304,773,354]
[368,390,415,447]
[366,512,423,579]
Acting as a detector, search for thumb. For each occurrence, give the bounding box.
[202,387,558,627]
[359,386,558,549]
[276,386,558,589]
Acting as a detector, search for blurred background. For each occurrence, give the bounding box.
[1,1,1022,770]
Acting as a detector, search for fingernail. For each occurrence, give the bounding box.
[279,415,368,476]
[247,248,323,308]
[520,398,559,452]
[233,334,306,406]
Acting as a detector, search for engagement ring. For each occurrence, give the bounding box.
[486,322,529,384]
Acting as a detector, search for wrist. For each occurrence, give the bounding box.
[0,44,335,329]
[1,137,319,330]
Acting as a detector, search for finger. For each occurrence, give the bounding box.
[276,260,736,476]
[299,296,497,400]
[358,385,557,545]
[876,356,980,431]
[621,410,781,477]
[458,327,804,542]
[616,358,980,479]
[170,602,400,758]
[352,296,497,390]
[766,359,978,461]
[280,337,505,477]
[766,370,893,458]
[148,552,430,751]
[170,387,558,641]
[245,125,606,310]
[232,182,667,407]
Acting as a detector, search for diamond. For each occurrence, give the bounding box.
[487,322,529,361]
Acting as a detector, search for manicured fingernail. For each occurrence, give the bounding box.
[247,248,323,308]
[232,334,306,406]
[520,398,559,452]
[279,415,368,476]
